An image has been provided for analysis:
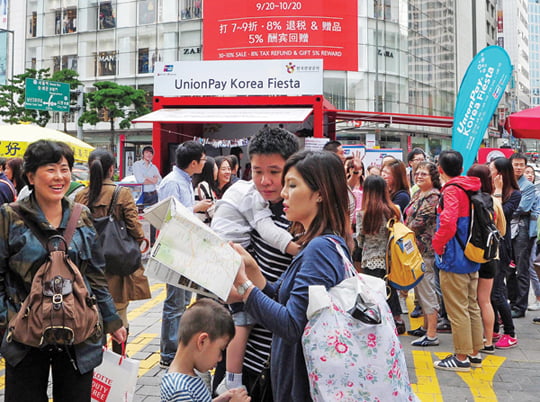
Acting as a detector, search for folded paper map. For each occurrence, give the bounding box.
[144,196,241,301]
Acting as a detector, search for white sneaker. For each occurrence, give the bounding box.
[528,300,540,311]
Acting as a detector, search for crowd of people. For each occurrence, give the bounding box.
[1,132,540,401]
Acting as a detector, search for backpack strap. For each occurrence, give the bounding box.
[64,203,83,245]
[440,183,472,252]
[10,202,83,248]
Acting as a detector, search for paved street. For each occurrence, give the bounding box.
[0,281,539,401]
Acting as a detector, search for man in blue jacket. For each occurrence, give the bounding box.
[432,150,483,372]
[508,153,537,318]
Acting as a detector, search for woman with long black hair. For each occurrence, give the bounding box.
[356,175,405,333]
[75,149,151,354]
[488,157,521,350]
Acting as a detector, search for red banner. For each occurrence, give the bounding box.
[203,0,358,71]
[477,148,514,164]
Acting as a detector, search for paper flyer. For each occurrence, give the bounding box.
[143,197,241,301]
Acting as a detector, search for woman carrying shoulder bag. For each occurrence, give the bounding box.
[75,150,151,353]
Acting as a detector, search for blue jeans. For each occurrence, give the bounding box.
[529,242,540,297]
[160,284,192,363]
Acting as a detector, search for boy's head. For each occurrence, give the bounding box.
[178,299,235,372]
[437,150,463,178]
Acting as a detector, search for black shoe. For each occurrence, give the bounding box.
[410,305,423,318]
[511,309,525,318]
[533,317,540,325]
[160,360,171,369]
[407,326,427,337]
[395,320,406,335]
[436,318,452,333]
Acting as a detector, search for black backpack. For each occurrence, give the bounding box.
[441,183,501,263]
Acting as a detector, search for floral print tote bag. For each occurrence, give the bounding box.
[302,239,418,402]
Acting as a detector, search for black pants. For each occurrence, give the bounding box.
[5,347,93,402]
[491,260,515,337]
[508,228,533,313]
[364,268,402,316]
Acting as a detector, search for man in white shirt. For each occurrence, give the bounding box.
[133,146,162,206]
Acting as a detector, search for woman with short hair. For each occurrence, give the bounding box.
[0,140,126,401]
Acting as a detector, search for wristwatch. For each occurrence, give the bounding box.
[237,280,253,296]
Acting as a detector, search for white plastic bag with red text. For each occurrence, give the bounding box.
[91,348,140,402]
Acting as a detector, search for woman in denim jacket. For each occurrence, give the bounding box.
[0,140,126,401]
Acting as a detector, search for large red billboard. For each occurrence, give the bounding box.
[203,0,358,71]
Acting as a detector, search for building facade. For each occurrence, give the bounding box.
[529,0,540,107]
[21,0,498,156]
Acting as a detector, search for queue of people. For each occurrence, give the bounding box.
[3,134,540,401]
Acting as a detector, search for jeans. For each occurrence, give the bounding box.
[160,284,192,363]
[5,346,93,402]
[508,224,533,313]
[529,242,540,297]
[491,261,515,337]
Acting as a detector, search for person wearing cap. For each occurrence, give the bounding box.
[133,145,162,206]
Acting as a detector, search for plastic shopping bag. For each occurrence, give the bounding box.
[302,240,419,402]
[91,348,140,402]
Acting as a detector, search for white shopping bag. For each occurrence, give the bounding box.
[91,348,140,402]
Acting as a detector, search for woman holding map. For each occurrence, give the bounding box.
[229,150,353,401]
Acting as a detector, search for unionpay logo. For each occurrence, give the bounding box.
[163,65,174,72]
[285,62,296,74]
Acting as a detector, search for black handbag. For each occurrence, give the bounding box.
[93,186,141,276]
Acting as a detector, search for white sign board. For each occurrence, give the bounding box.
[154,59,323,97]
[303,137,329,152]
[363,149,403,169]
[144,197,241,301]
[342,144,365,159]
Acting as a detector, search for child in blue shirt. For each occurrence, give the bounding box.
[161,299,251,402]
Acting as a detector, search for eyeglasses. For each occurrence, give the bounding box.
[415,172,429,177]
[412,158,425,163]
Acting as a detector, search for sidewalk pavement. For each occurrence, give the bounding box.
[130,283,540,401]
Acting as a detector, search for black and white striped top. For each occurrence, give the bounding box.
[243,201,293,374]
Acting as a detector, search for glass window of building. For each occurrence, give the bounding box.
[99,1,116,29]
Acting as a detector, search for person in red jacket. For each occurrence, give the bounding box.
[432,150,483,372]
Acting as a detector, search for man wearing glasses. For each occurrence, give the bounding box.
[407,148,427,190]
[156,141,213,368]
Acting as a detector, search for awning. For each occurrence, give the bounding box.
[132,107,313,124]
[331,110,454,128]
[504,106,540,139]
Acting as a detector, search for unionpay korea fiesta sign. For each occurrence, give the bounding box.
[203,0,358,71]
[154,59,323,97]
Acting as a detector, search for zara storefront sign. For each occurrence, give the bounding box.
[153,59,323,97]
